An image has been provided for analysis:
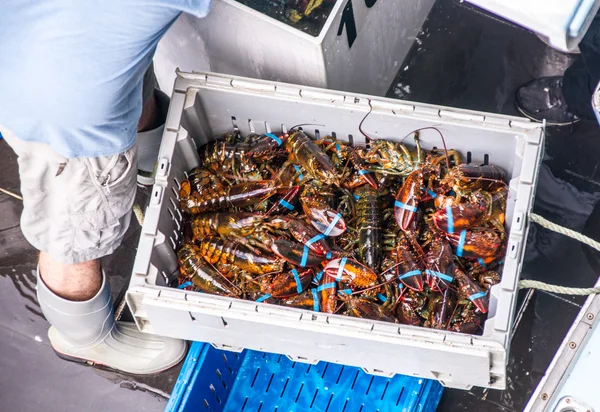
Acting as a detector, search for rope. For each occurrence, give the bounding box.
[132,204,144,226]
[518,279,600,295]
[520,213,600,296]
[530,213,600,253]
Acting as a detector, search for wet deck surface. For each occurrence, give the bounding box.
[1,0,600,410]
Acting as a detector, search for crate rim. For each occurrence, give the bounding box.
[174,70,544,133]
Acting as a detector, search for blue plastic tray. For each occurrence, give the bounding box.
[166,342,443,412]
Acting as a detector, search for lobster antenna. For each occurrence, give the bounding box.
[358,99,376,142]
[288,123,326,132]
[399,126,450,170]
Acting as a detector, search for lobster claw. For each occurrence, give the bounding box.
[271,238,325,268]
[398,269,424,292]
[432,204,485,234]
[269,268,314,298]
[301,198,346,237]
[267,186,301,215]
[446,228,502,259]
[453,265,488,313]
[351,152,378,189]
[285,217,332,256]
[394,170,423,232]
[323,258,377,290]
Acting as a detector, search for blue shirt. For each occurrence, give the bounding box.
[0,0,211,158]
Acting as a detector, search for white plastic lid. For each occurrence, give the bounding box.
[466,0,600,52]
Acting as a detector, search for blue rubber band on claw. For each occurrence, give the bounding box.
[446,206,455,234]
[336,257,348,281]
[317,282,336,292]
[395,200,417,213]
[399,270,422,280]
[315,270,324,282]
[311,289,320,312]
[300,246,310,267]
[338,288,352,295]
[425,269,454,283]
[301,234,327,267]
[427,189,437,198]
[293,165,304,181]
[477,258,486,268]
[325,251,332,260]
[265,133,282,146]
[307,234,326,246]
[468,291,487,301]
[353,195,360,200]
[256,294,272,303]
[177,281,194,289]
[324,213,343,236]
[377,293,387,302]
[278,199,294,210]
[291,269,303,293]
[456,230,467,257]
[358,169,370,175]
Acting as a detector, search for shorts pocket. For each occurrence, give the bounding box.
[86,145,136,191]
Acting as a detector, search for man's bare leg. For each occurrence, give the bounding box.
[39,252,102,301]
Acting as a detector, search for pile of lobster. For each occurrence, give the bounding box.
[176,126,507,334]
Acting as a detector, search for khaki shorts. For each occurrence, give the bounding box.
[1,126,137,264]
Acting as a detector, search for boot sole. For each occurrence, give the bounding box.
[51,347,184,377]
[516,103,580,126]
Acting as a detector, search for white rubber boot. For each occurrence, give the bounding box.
[36,269,186,375]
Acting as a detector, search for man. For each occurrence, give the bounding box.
[516,14,600,126]
[0,1,211,375]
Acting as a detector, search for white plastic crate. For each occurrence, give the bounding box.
[126,71,544,390]
[154,0,435,96]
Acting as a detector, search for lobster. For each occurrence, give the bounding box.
[177,244,242,297]
[354,185,382,271]
[283,129,339,185]
[198,133,284,173]
[196,237,285,275]
[181,180,300,215]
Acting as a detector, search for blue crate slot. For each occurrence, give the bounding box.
[166,342,443,412]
